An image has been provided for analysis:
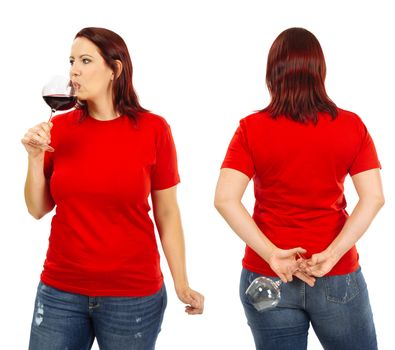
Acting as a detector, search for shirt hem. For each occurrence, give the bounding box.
[220,164,253,179]
[40,275,164,297]
[242,260,360,277]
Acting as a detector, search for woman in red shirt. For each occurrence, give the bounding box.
[22,27,203,350]
[215,27,383,349]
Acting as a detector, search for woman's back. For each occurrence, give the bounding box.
[222,108,380,275]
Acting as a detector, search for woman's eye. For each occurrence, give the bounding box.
[82,58,91,64]
[69,60,74,65]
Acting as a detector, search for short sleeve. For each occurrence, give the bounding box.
[151,121,180,190]
[349,121,381,176]
[221,120,255,178]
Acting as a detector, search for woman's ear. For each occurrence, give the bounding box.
[113,60,123,80]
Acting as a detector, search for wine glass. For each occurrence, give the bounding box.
[245,276,282,311]
[42,75,77,117]
[32,75,77,151]
[245,252,307,312]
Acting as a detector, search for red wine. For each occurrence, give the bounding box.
[43,94,77,111]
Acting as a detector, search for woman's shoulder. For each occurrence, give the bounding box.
[333,108,368,132]
[239,110,273,127]
[335,108,363,123]
[137,111,171,130]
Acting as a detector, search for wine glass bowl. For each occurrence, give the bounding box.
[245,276,282,312]
[42,75,77,118]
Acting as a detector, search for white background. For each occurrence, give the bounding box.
[0,0,394,349]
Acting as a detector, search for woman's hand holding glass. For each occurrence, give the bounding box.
[21,121,54,155]
[245,247,316,312]
[267,247,315,287]
[21,75,76,154]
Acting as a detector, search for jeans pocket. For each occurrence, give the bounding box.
[324,270,360,304]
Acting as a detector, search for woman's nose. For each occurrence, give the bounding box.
[70,65,81,77]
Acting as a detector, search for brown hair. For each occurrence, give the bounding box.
[75,27,148,120]
[262,27,337,123]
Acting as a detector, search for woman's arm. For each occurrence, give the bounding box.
[22,122,55,219]
[214,168,315,285]
[151,186,204,315]
[307,168,385,276]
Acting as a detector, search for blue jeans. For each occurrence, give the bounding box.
[29,281,167,350]
[240,267,377,350]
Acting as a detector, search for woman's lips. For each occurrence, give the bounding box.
[72,82,81,91]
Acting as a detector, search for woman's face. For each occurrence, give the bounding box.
[69,37,114,102]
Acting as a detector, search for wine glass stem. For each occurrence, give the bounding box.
[48,109,55,123]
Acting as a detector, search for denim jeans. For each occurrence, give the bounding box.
[240,267,377,350]
[29,281,167,350]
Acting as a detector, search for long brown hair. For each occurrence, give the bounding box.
[75,27,148,120]
[262,27,337,123]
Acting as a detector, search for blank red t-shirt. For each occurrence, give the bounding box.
[221,109,381,276]
[41,109,180,296]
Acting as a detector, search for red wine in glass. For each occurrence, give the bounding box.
[43,94,77,112]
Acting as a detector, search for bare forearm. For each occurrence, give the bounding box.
[215,200,276,262]
[327,197,384,259]
[156,210,189,292]
[24,155,54,219]
[151,187,204,313]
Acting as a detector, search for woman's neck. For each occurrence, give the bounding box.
[87,98,119,121]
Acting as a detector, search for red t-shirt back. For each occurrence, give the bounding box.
[41,109,180,296]
[222,109,381,276]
